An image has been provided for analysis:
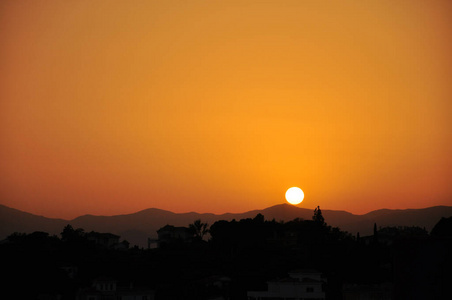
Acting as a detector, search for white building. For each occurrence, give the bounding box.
[77,277,154,300]
[247,269,326,300]
[157,225,192,247]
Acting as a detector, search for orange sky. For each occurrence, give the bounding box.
[1,0,451,219]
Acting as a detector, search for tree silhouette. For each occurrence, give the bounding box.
[189,219,209,241]
[61,224,85,242]
[312,206,325,225]
[253,213,264,223]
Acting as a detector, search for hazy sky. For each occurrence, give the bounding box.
[1,0,451,219]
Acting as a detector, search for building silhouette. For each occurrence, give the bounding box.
[247,269,326,300]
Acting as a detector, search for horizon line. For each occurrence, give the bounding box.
[1,202,451,221]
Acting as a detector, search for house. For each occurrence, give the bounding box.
[189,275,232,300]
[247,269,326,300]
[157,225,192,247]
[85,232,121,248]
[76,277,154,300]
[111,240,130,250]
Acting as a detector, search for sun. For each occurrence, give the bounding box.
[285,187,304,205]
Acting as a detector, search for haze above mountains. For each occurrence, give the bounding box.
[1,204,451,248]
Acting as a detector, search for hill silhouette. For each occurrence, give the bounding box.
[1,203,451,247]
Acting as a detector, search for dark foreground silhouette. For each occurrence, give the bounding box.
[1,207,451,299]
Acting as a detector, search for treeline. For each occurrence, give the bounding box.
[208,207,352,254]
[6,224,128,249]
[1,209,451,299]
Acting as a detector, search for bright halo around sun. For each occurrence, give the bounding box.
[285,187,304,205]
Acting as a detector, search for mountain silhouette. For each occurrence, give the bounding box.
[1,203,451,248]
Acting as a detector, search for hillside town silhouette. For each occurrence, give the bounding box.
[2,206,451,299]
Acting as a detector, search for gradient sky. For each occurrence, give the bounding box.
[1,0,451,219]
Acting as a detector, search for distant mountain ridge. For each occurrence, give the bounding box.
[1,203,451,248]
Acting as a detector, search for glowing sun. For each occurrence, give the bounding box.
[285,187,304,205]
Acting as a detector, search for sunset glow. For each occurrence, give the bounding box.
[1,1,451,219]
